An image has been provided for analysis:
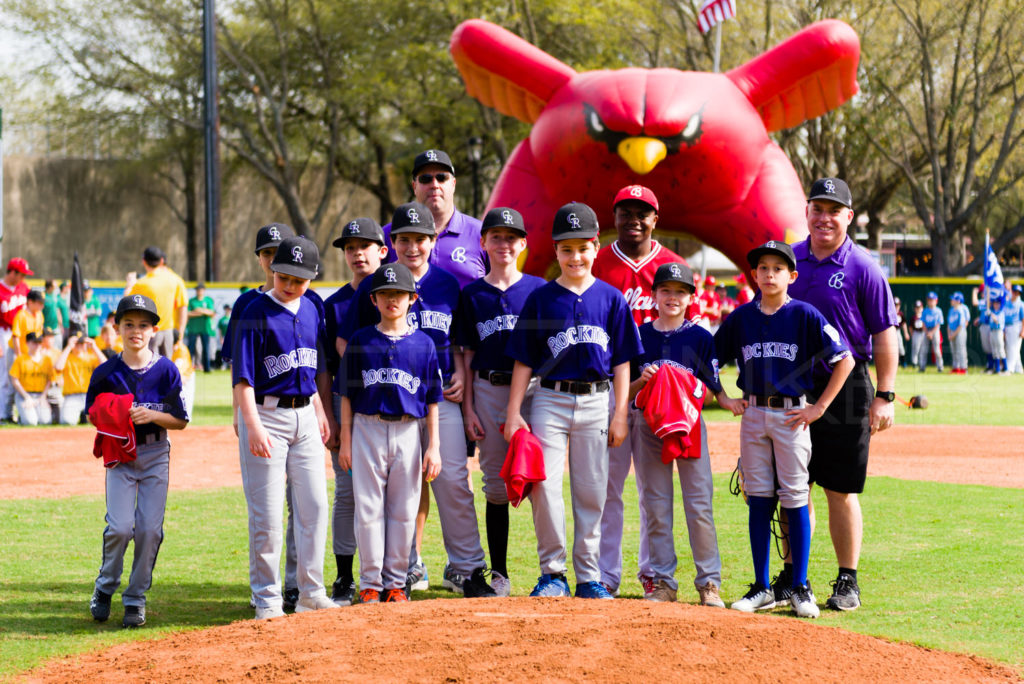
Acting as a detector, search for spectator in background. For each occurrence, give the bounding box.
[715,283,736,325]
[909,300,925,371]
[1,258,35,423]
[43,280,66,350]
[1004,284,1023,374]
[894,297,909,367]
[918,291,944,372]
[700,275,723,333]
[125,246,187,357]
[171,330,196,416]
[58,281,71,341]
[40,328,63,424]
[214,304,232,369]
[9,331,53,426]
[97,323,121,359]
[734,272,754,305]
[55,331,104,424]
[947,293,970,374]
[972,286,992,371]
[9,290,45,359]
[83,283,105,340]
[186,283,216,373]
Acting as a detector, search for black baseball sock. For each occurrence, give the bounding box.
[839,567,858,581]
[337,554,354,582]
[486,502,509,577]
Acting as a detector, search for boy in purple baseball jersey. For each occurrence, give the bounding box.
[458,207,546,596]
[339,263,443,603]
[505,202,643,600]
[716,241,853,618]
[86,295,189,629]
[233,236,336,619]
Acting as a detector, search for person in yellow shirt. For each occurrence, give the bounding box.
[55,331,105,425]
[96,323,123,358]
[40,328,64,424]
[9,290,45,357]
[125,246,187,358]
[171,330,195,417]
[9,332,53,426]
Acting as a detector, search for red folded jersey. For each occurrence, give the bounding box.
[500,427,546,508]
[634,364,705,463]
[89,392,137,468]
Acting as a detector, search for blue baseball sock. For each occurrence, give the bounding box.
[783,504,811,588]
[748,496,775,588]
[987,354,994,370]
[1001,358,1008,372]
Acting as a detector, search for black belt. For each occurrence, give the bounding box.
[142,430,167,445]
[745,394,804,409]
[255,394,311,409]
[540,379,610,395]
[478,370,513,386]
[379,414,413,422]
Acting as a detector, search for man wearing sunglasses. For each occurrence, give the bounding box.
[381,149,487,289]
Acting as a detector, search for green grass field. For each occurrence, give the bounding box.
[0,369,1022,679]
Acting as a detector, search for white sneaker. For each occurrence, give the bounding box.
[790,584,820,618]
[491,571,512,597]
[730,584,776,612]
[295,594,340,612]
[254,605,286,620]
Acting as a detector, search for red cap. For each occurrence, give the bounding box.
[735,273,746,284]
[6,258,34,276]
[613,185,659,212]
[705,275,717,286]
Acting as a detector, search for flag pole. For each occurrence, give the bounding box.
[700,23,723,281]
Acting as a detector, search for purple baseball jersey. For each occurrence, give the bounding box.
[788,237,897,364]
[456,274,547,373]
[221,286,325,363]
[714,299,849,397]
[382,209,487,288]
[632,320,723,394]
[85,354,189,440]
[342,326,444,417]
[231,293,326,397]
[506,279,643,382]
[324,283,356,390]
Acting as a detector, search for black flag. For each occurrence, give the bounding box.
[68,252,86,335]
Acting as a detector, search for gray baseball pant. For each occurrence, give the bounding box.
[470,376,535,505]
[918,330,942,370]
[740,405,811,508]
[0,335,15,420]
[950,330,969,370]
[989,327,1006,360]
[1005,324,1022,373]
[331,393,356,556]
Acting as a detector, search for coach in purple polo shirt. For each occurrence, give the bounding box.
[382,149,487,288]
[785,177,898,613]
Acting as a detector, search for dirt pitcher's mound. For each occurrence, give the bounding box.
[24,599,1018,683]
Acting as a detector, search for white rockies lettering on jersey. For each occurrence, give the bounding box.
[409,310,452,334]
[1,294,27,314]
[623,286,655,313]
[361,367,422,395]
[547,325,610,356]
[640,358,720,384]
[741,342,799,364]
[476,314,518,341]
[133,401,169,412]
[263,347,318,378]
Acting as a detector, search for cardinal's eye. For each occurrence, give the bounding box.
[583,103,627,153]
[587,108,605,134]
[663,104,705,153]
[682,109,702,139]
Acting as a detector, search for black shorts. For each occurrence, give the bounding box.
[807,361,872,494]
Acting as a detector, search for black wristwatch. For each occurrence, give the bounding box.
[875,390,895,403]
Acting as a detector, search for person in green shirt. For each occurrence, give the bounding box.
[83,284,105,338]
[43,280,66,349]
[214,304,232,369]
[186,283,216,372]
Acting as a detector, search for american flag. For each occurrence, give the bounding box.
[697,0,737,34]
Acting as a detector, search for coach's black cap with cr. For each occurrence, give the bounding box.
[552,202,599,241]
[333,218,384,248]
[254,222,296,254]
[482,207,527,236]
[271,236,319,280]
[391,202,436,236]
[412,149,455,176]
[370,263,416,294]
[653,262,696,292]
[808,177,853,208]
[115,294,160,325]
[747,240,797,271]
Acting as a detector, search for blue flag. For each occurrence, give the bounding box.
[983,233,1005,304]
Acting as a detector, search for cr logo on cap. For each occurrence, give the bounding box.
[670,264,682,278]
[292,245,304,263]
[348,221,360,234]
[630,186,643,198]
[269,226,281,240]
[824,179,836,194]
[501,210,514,225]
[567,213,581,229]
[407,208,420,223]
[425,150,438,162]
[133,295,145,306]
[385,267,397,283]
[766,240,776,248]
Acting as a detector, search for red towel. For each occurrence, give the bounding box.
[500,427,546,508]
[634,365,705,463]
[89,392,137,468]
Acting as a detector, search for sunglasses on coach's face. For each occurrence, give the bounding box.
[416,172,451,184]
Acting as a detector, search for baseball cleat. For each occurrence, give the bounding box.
[406,561,429,592]
[282,587,299,613]
[790,584,820,618]
[645,580,677,602]
[89,589,112,622]
[383,588,409,603]
[770,568,793,604]
[730,583,776,612]
[639,574,656,599]
[254,605,286,620]
[574,581,614,599]
[826,573,861,611]
[529,574,571,597]
[249,593,257,609]
[490,571,512,597]
[332,577,356,606]
[441,563,465,594]
[697,582,725,608]
[600,582,620,598]
[463,567,498,598]
[358,589,381,604]
[296,594,340,612]
[122,605,146,629]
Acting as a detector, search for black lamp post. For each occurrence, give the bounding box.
[467,136,483,218]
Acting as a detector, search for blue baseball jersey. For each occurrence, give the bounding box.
[506,279,643,382]
[231,293,326,397]
[921,306,944,330]
[338,265,460,382]
[632,320,723,394]
[222,286,325,363]
[324,283,356,390]
[986,307,1006,331]
[343,326,444,417]
[714,299,849,397]
[1003,298,1024,326]
[947,305,970,332]
[456,274,547,373]
[85,354,189,441]
[976,301,988,326]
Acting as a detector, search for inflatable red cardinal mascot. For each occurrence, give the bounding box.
[451,19,860,276]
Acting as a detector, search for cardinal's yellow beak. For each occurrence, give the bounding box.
[617,137,667,175]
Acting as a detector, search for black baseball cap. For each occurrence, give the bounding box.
[808,177,853,208]
[552,202,599,241]
[115,294,160,325]
[747,240,797,271]
[25,332,41,344]
[254,222,296,254]
[482,207,527,236]
[652,262,696,293]
[412,149,455,177]
[391,202,436,236]
[369,263,417,294]
[271,236,319,280]
[333,218,385,248]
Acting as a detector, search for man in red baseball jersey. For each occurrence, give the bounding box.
[1,258,35,422]
[593,185,689,596]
